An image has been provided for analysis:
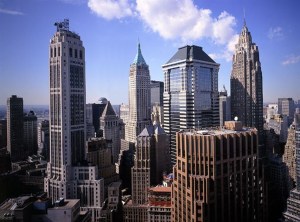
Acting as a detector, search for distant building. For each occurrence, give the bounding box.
[219,86,231,126]
[150,80,164,106]
[230,21,263,138]
[284,110,300,221]
[100,101,121,163]
[0,119,7,148]
[163,45,220,165]
[278,98,295,125]
[7,95,24,162]
[172,121,264,221]
[266,103,278,123]
[23,111,38,157]
[86,103,106,138]
[37,120,50,160]
[120,103,129,125]
[125,43,151,143]
[267,114,288,143]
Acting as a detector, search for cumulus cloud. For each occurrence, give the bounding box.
[268,26,283,40]
[0,8,24,15]
[88,0,133,20]
[282,55,300,65]
[88,0,239,60]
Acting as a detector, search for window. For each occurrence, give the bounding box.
[69,48,73,57]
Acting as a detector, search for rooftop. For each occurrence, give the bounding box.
[149,186,171,193]
[165,45,216,64]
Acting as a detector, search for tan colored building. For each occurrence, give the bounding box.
[172,121,264,222]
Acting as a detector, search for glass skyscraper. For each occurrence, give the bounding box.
[163,45,219,164]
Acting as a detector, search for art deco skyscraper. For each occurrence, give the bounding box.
[163,45,219,165]
[44,20,103,221]
[125,43,151,143]
[7,95,24,162]
[230,21,263,135]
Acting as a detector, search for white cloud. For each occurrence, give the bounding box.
[268,26,283,40]
[0,8,24,15]
[88,0,133,20]
[88,0,239,61]
[282,55,300,65]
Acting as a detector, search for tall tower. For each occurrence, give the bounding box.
[230,21,263,135]
[45,21,103,221]
[7,95,24,162]
[163,45,219,165]
[125,43,151,143]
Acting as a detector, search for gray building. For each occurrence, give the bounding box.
[230,21,263,137]
[278,98,295,125]
[37,120,49,160]
[219,86,231,126]
[150,80,164,106]
[23,111,38,157]
[7,95,24,162]
[162,45,219,165]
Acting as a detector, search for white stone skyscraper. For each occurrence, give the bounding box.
[125,43,151,143]
[44,19,103,221]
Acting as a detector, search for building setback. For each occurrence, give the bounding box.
[163,45,220,165]
[172,121,264,222]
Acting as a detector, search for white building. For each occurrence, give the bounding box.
[44,19,103,222]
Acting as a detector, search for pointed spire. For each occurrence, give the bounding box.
[243,8,246,27]
[133,41,147,65]
[101,101,116,117]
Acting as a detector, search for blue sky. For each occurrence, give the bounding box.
[0,0,299,105]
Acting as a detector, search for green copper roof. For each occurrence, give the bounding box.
[133,43,147,65]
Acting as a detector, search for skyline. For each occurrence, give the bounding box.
[0,0,300,105]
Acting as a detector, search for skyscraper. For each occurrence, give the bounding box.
[172,121,264,222]
[163,45,219,165]
[125,43,151,143]
[7,95,24,162]
[230,21,263,135]
[278,98,295,125]
[284,109,300,221]
[23,110,38,157]
[44,20,103,221]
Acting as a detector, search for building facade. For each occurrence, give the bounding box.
[125,43,151,143]
[7,95,24,162]
[278,98,295,125]
[44,19,103,222]
[38,120,50,160]
[230,21,263,136]
[172,121,264,222]
[23,111,38,157]
[163,45,219,165]
[219,86,231,126]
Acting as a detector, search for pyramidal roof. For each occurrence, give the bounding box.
[166,45,215,64]
[132,43,147,65]
[138,124,165,137]
[101,101,116,117]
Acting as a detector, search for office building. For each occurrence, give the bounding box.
[219,86,231,126]
[125,43,151,143]
[148,186,171,222]
[172,121,263,222]
[0,119,7,148]
[7,95,24,162]
[265,103,278,123]
[23,111,38,157]
[120,103,129,125]
[150,80,164,106]
[284,110,300,221]
[230,21,263,136]
[86,102,106,139]
[37,120,50,160]
[163,45,219,165]
[100,101,121,163]
[44,19,103,222]
[278,98,295,125]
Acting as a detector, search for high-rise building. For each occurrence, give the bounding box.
[23,110,38,157]
[86,102,106,139]
[44,19,103,222]
[219,86,231,126]
[150,80,164,106]
[125,43,151,143]
[100,101,121,163]
[172,121,264,222]
[120,103,129,125]
[163,45,219,165]
[0,119,7,148]
[7,95,24,162]
[278,98,295,125]
[230,21,263,136]
[284,110,300,221]
[265,103,278,123]
[38,120,50,160]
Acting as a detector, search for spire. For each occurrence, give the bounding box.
[101,101,116,117]
[133,42,147,65]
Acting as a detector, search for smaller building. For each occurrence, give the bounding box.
[23,111,38,157]
[148,186,171,222]
[0,147,11,174]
